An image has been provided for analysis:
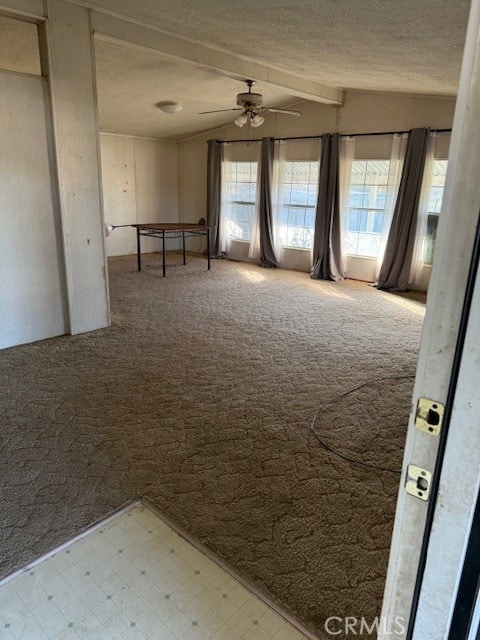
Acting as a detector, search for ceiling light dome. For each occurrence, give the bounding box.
[158,102,183,114]
[251,114,265,128]
[234,113,248,127]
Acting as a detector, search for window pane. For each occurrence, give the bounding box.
[346,232,359,254]
[346,159,391,257]
[351,161,367,185]
[236,163,255,181]
[426,213,439,239]
[361,185,387,209]
[228,182,236,200]
[423,212,438,266]
[281,161,318,249]
[349,186,364,209]
[229,203,255,241]
[423,239,435,266]
[365,160,390,185]
[431,160,448,186]
[291,207,306,226]
[236,182,251,201]
[307,188,317,207]
[305,208,316,229]
[223,161,257,241]
[289,183,309,206]
[373,211,384,234]
[420,161,448,266]
[359,210,368,232]
[347,209,362,232]
[356,233,381,257]
[429,186,444,213]
[287,226,313,249]
[292,162,310,183]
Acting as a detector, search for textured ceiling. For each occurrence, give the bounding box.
[0,1,470,138]
[86,0,469,96]
[0,19,298,140]
[95,41,298,139]
[0,15,40,75]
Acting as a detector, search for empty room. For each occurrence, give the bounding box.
[1,1,480,640]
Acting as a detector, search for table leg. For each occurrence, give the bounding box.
[207,229,211,271]
[162,230,166,277]
[183,231,186,265]
[137,227,141,272]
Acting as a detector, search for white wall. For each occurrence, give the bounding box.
[178,91,455,282]
[0,70,67,349]
[0,0,111,349]
[100,134,179,256]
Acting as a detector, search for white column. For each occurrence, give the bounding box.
[41,0,109,334]
[380,0,480,635]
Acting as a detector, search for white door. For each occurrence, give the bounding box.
[380,0,480,637]
[0,70,67,349]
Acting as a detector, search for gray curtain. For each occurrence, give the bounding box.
[206,139,223,258]
[377,127,429,290]
[310,133,343,281]
[258,138,278,268]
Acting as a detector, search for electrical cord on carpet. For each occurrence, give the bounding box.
[311,375,415,475]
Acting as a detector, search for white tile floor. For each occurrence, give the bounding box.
[0,504,312,640]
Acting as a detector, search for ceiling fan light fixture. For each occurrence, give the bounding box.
[158,102,183,114]
[234,113,248,127]
[251,114,265,128]
[198,80,302,125]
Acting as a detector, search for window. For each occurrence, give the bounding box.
[423,160,448,266]
[280,161,319,249]
[346,160,390,258]
[224,162,258,241]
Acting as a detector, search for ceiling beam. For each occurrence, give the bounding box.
[90,9,343,106]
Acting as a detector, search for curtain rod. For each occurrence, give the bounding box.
[213,128,452,144]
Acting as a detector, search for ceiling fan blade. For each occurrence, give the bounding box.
[265,108,302,116]
[198,108,244,114]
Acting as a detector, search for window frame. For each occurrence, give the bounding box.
[223,161,258,243]
[422,159,448,267]
[280,160,319,251]
[346,159,392,259]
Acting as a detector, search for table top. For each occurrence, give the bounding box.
[133,223,214,232]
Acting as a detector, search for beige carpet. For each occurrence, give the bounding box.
[0,253,426,636]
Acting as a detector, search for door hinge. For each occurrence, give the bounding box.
[405,464,432,501]
[415,397,445,436]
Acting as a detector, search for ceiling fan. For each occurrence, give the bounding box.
[199,79,301,128]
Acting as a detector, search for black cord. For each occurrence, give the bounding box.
[311,375,415,475]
